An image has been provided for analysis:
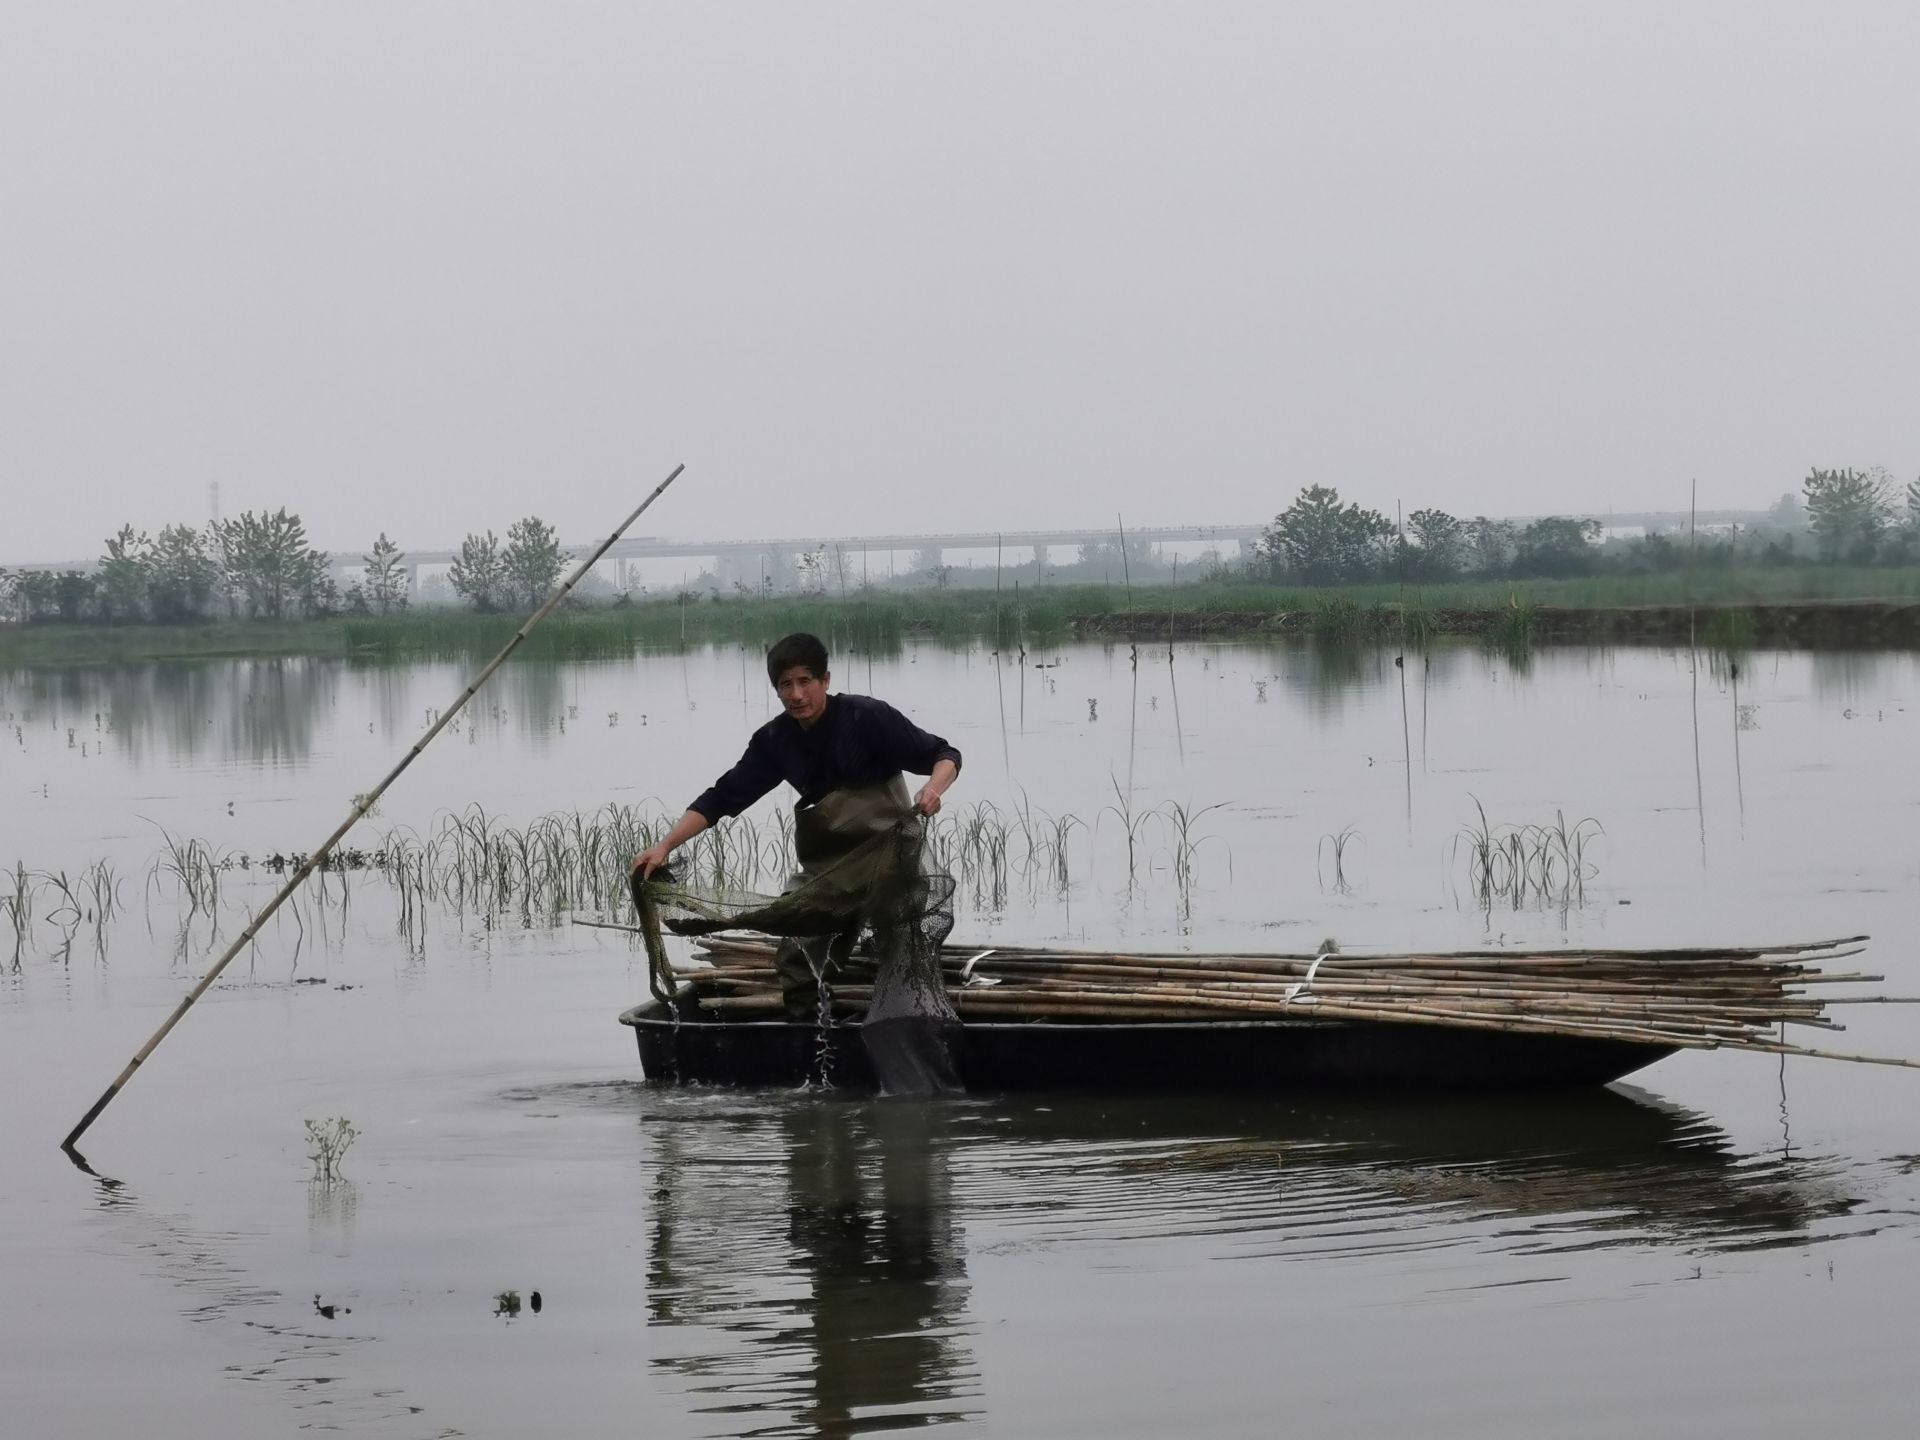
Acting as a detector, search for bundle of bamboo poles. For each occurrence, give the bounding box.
[663,932,1920,1067]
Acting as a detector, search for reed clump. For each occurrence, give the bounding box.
[1484,592,1537,659]
[1317,827,1362,895]
[1310,596,1364,644]
[1399,599,1439,652]
[3,858,124,965]
[1449,799,1601,912]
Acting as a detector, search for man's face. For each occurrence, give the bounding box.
[775,665,830,727]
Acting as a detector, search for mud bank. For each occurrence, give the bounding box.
[1070,599,1920,646]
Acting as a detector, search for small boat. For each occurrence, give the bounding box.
[619,991,1676,1093]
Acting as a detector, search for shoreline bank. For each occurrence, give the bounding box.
[1071,598,1920,647]
[4,594,1918,667]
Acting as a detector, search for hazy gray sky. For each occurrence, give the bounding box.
[4,1,1916,562]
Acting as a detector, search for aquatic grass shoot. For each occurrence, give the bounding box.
[1317,827,1362,895]
[1449,797,1603,913]
[1099,773,1156,886]
[1162,800,1231,887]
[306,1115,358,1185]
[147,827,231,915]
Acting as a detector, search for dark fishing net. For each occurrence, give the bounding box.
[635,780,961,1096]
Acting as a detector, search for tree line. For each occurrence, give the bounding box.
[0,512,571,625]
[1253,469,1920,585]
[4,473,1917,624]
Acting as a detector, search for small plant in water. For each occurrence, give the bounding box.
[495,1289,522,1317]
[305,1115,358,1185]
[1317,827,1362,895]
[1448,797,1602,914]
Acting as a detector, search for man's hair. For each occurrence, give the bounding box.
[766,632,829,685]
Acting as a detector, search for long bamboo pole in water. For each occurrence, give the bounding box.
[63,463,689,1155]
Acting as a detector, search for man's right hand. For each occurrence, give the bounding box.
[631,842,673,881]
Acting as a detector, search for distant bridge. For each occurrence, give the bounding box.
[4,523,1268,578]
[368,523,1267,578]
[0,511,1776,576]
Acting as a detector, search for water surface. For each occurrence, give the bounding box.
[3,640,1917,1436]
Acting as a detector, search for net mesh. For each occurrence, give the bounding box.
[634,781,960,1094]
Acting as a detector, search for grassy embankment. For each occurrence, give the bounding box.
[4,566,1918,667]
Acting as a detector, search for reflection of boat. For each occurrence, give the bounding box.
[633,1082,1865,1434]
[619,993,1675,1092]
[943,1084,1862,1255]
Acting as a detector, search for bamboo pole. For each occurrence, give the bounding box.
[678,969,1817,1026]
[684,949,1871,998]
[688,934,1867,968]
[672,960,1865,1038]
[677,957,1854,1000]
[63,463,688,1155]
[664,928,1914,1066]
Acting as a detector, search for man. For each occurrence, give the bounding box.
[632,632,962,1019]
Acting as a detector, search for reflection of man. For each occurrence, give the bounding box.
[643,1100,977,1433]
[786,1103,972,1433]
[631,631,962,1017]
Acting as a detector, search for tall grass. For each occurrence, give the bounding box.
[1485,592,1537,659]
[1400,598,1438,651]
[1310,596,1365,644]
[3,788,1233,970]
[1702,608,1757,661]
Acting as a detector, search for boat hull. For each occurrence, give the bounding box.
[619,999,1674,1092]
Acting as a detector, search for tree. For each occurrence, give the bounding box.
[147,525,220,623]
[15,570,59,622]
[0,568,17,622]
[827,544,855,596]
[1259,486,1393,584]
[795,548,828,596]
[1767,491,1808,530]
[96,525,151,623]
[1073,533,1159,586]
[1260,486,1341,582]
[1513,517,1603,577]
[501,517,567,608]
[1622,531,1681,574]
[295,552,339,618]
[1463,517,1516,576]
[1906,477,1920,531]
[1404,509,1465,581]
[450,530,505,611]
[1803,468,1892,562]
[909,545,952,590]
[53,570,97,622]
[215,509,326,620]
[363,533,409,614]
